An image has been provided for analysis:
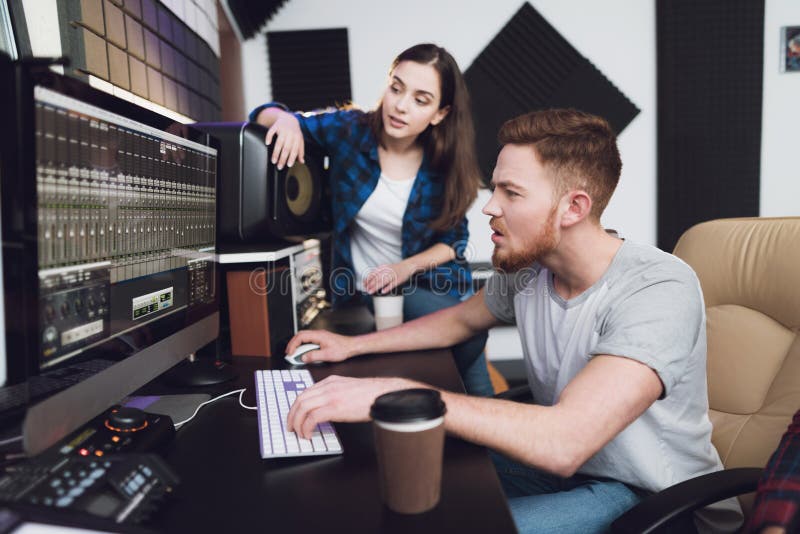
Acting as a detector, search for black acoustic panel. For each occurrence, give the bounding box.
[464,62,528,177]
[657,0,764,252]
[549,62,639,129]
[267,28,351,111]
[465,2,639,180]
[227,0,288,40]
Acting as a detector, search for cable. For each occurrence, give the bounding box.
[0,435,22,447]
[174,388,248,430]
[239,389,256,411]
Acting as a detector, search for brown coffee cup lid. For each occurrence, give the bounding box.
[370,388,446,423]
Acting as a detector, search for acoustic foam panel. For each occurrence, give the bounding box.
[267,28,352,112]
[104,0,126,49]
[54,0,221,121]
[125,15,145,60]
[82,27,109,80]
[81,0,105,35]
[129,55,148,97]
[227,0,289,40]
[126,0,142,19]
[108,42,130,89]
[465,2,640,181]
[656,0,764,252]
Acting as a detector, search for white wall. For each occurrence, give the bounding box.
[243,0,658,257]
[761,0,800,217]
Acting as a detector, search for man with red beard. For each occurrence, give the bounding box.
[285,109,742,533]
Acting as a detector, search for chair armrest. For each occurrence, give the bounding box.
[493,385,534,402]
[611,467,762,533]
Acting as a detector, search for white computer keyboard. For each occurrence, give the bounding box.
[254,369,343,459]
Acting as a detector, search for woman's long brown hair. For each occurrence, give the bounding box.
[367,44,482,232]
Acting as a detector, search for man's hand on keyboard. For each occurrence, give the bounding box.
[285,330,357,364]
[286,375,423,439]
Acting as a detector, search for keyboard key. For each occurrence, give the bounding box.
[56,496,73,507]
[254,369,343,459]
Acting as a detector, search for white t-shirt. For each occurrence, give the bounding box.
[483,240,742,533]
[350,173,415,291]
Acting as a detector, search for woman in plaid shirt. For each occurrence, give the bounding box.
[251,43,493,396]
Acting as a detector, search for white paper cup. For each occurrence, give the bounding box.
[373,294,403,331]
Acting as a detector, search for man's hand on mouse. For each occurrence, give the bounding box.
[285,330,358,364]
[286,375,422,439]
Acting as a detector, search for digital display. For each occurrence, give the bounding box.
[132,287,173,320]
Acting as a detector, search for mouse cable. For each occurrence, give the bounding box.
[0,435,22,447]
[174,388,253,430]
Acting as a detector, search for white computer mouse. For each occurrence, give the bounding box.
[284,343,322,366]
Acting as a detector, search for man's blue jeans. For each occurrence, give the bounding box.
[366,287,493,397]
[491,451,644,533]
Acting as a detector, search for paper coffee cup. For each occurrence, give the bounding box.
[370,389,447,514]
[372,294,403,331]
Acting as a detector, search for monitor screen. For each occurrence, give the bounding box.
[34,85,217,369]
[0,68,220,455]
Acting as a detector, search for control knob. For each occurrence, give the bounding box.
[105,407,149,433]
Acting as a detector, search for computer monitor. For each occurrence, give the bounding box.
[0,59,220,456]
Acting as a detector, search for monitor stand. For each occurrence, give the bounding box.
[162,353,238,387]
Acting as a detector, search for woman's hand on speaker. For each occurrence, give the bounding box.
[285,330,357,364]
[264,110,305,170]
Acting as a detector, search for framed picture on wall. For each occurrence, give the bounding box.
[781,25,800,72]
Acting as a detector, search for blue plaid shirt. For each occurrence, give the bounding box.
[252,107,472,306]
[746,409,800,533]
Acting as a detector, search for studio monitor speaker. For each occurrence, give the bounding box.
[194,122,332,252]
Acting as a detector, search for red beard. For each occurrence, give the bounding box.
[491,208,557,272]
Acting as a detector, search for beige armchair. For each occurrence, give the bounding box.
[613,217,800,532]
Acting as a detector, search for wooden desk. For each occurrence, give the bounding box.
[149,309,516,533]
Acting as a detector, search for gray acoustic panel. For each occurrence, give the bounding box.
[46,0,221,120]
[465,2,640,180]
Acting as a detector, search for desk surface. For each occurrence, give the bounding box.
[147,308,516,533]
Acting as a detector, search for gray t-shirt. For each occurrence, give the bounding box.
[484,240,741,532]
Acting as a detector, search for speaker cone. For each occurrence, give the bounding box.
[285,163,314,219]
